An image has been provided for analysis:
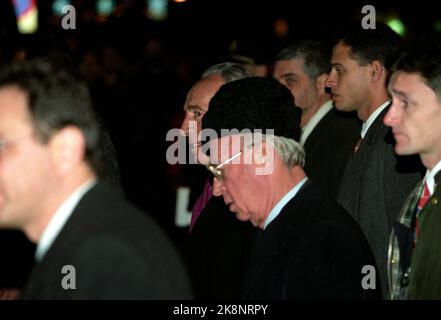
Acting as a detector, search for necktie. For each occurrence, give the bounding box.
[415,182,430,242]
[189,178,213,233]
[352,136,363,156]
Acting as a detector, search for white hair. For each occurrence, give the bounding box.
[239,133,305,169]
[264,135,305,168]
[201,62,252,82]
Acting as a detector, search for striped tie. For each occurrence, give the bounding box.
[415,182,430,243]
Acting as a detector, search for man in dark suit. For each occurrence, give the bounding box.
[325,23,423,298]
[274,41,360,198]
[201,77,381,299]
[187,77,298,299]
[384,41,441,299]
[0,60,191,299]
[177,63,254,299]
[179,62,252,231]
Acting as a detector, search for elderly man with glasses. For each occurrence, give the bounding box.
[201,76,381,299]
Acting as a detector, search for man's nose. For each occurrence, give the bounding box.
[324,72,336,89]
[383,100,400,127]
[180,114,190,136]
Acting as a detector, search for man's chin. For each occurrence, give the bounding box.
[394,144,414,156]
[234,210,250,223]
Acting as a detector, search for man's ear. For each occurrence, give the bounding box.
[49,126,86,174]
[369,60,383,82]
[315,73,329,94]
[254,141,276,176]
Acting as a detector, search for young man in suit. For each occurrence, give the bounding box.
[0,60,191,299]
[273,41,360,198]
[201,77,381,299]
[384,41,441,299]
[324,23,423,298]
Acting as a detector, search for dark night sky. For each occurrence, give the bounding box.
[1,0,440,60]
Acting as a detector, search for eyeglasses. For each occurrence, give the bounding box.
[205,151,242,181]
[0,133,34,153]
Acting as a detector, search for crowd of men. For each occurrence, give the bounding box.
[0,22,440,299]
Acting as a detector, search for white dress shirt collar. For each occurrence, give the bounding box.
[35,179,97,262]
[423,160,441,195]
[263,177,308,229]
[361,100,390,138]
[300,100,333,146]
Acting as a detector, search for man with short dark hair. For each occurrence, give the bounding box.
[384,41,441,299]
[325,23,422,297]
[274,41,360,197]
[0,60,191,299]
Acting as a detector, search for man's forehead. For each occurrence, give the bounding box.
[191,75,224,96]
[0,86,31,125]
[389,72,424,92]
[275,58,304,70]
[186,75,224,108]
[332,42,355,62]
[0,85,26,101]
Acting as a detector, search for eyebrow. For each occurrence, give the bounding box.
[390,88,416,104]
[331,63,343,68]
[280,72,298,78]
[184,104,205,112]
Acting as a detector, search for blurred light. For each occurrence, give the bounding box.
[97,0,114,16]
[11,0,38,34]
[386,18,406,37]
[173,0,187,3]
[52,0,71,16]
[229,40,238,53]
[147,0,168,21]
[274,18,289,38]
[434,20,441,32]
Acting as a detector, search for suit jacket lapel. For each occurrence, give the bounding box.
[242,222,279,297]
[28,184,100,275]
[241,181,312,297]
[303,109,332,152]
[339,104,391,220]
[363,104,390,145]
[354,104,390,161]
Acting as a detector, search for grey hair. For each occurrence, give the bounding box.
[201,62,252,82]
[239,133,305,169]
[275,40,330,79]
[266,135,305,169]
